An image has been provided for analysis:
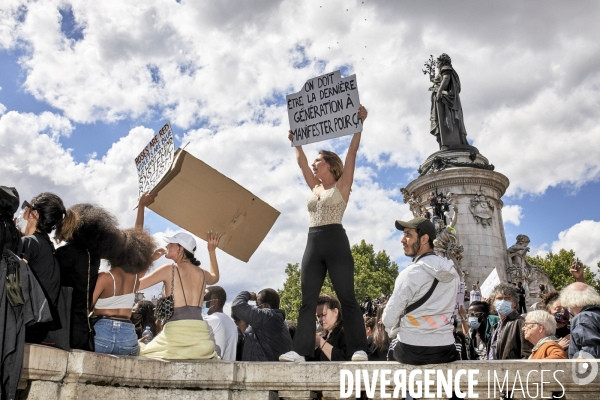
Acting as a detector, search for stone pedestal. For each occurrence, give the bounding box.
[403,151,510,288]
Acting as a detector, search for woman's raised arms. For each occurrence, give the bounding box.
[337,105,368,201]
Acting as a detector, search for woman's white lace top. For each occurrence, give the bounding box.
[307,184,347,227]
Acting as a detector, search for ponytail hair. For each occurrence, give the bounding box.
[54,209,80,244]
[183,248,201,266]
[318,150,344,181]
[30,192,79,242]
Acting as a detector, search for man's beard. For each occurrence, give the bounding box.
[404,240,421,257]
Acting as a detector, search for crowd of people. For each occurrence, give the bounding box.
[2,103,600,400]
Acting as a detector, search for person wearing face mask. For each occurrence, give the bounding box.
[204,286,238,361]
[460,301,499,360]
[487,283,533,360]
[19,193,80,344]
[541,291,570,350]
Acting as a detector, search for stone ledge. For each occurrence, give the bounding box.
[19,345,600,399]
[21,344,68,382]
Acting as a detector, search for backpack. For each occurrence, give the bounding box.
[3,241,25,306]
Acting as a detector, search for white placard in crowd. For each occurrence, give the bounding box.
[135,122,175,198]
[453,281,466,316]
[286,70,362,146]
[479,268,500,299]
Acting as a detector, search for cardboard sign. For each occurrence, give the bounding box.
[479,268,500,299]
[287,70,362,146]
[135,123,175,198]
[147,149,280,263]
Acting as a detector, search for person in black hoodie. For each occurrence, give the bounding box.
[231,288,292,361]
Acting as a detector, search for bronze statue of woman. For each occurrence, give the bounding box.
[428,54,469,150]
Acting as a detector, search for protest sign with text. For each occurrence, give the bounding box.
[135,122,175,198]
[287,70,362,146]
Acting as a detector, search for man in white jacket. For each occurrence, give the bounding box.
[382,216,460,365]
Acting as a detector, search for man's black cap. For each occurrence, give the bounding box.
[395,216,436,241]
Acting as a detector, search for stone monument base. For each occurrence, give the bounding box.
[403,153,510,289]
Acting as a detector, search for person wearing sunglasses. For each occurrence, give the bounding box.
[459,301,499,360]
[20,193,79,344]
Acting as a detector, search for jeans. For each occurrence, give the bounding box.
[94,318,139,356]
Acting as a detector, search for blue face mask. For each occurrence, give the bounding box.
[495,299,513,315]
[468,317,481,330]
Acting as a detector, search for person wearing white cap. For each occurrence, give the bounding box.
[136,193,222,359]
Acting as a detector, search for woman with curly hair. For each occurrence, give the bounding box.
[20,192,79,343]
[91,227,157,356]
[55,203,123,350]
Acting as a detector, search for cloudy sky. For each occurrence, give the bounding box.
[2,1,600,303]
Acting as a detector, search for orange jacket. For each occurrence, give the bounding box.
[530,341,567,359]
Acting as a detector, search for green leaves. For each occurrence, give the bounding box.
[278,239,399,322]
[527,249,600,292]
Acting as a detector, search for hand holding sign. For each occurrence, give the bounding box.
[287,70,363,146]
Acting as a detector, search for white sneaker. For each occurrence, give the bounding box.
[351,350,368,361]
[279,351,306,362]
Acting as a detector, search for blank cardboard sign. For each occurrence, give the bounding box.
[148,149,280,262]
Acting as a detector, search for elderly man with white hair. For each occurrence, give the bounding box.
[559,282,600,359]
[522,310,567,359]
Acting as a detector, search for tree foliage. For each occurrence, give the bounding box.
[278,239,399,322]
[527,249,600,292]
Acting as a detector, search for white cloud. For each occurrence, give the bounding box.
[3,1,600,299]
[2,0,599,198]
[551,220,600,269]
[502,205,523,226]
[0,109,155,225]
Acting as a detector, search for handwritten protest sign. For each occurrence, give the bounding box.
[480,268,500,299]
[135,123,175,198]
[287,70,362,146]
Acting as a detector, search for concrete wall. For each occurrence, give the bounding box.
[17,344,600,399]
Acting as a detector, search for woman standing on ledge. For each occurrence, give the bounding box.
[279,105,369,362]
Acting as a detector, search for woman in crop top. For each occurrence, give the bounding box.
[279,105,369,363]
[91,228,157,356]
